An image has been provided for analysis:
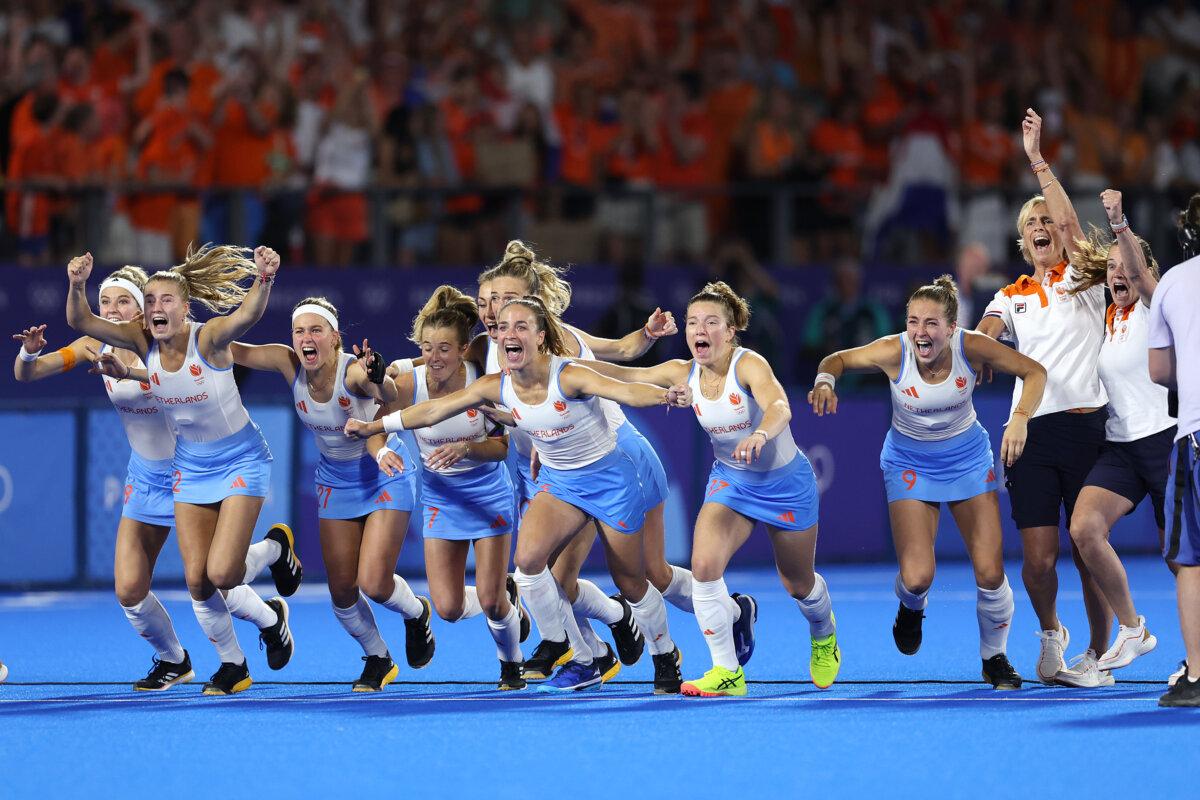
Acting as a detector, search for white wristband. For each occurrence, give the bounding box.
[19,347,41,362]
[375,446,394,466]
[390,358,415,375]
[382,411,407,433]
[814,372,836,390]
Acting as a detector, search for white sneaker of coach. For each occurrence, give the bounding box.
[1035,625,1069,684]
[1055,649,1116,688]
[1096,616,1157,671]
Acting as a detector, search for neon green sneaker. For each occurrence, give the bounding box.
[681,665,747,697]
[811,614,841,689]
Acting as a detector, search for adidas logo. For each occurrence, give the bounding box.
[491,515,508,529]
[230,476,247,489]
[901,386,920,399]
[777,511,796,523]
[702,628,716,636]
[375,490,393,504]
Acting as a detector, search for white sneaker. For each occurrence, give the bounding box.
[0,661,7,683]
[1055,649,1116,688]
[1096,616,1157,671]
[1036,625,1069,683]
[1168,660,1187,687]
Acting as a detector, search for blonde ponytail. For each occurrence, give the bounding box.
[410,285,479,345]
[147,243,257,314]
[480,240,573,316]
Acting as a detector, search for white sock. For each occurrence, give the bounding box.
[378,574,423,619]
[244,538,282,582]
[574,608,608,658]
[663,564,695,613]
[191,593,244,664]
[458,586,483,621]
[797,573,835,638]
[121,593,186,663]
[223,585,278,629]
[977,576,1015,659]
[332,594,389,657]
[486,601,523,662]
[627,582,674,656]
[573,579,623,624]
[694,577,738,670]
[514,567,592,663]
[894,573,929,611]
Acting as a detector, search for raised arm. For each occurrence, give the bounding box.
[559,363,689,408]
[64,253,149,356]
[346,339,398,404]
[731,351,791,465]
[572,357,691,388]
[230,341,300,383]
[569,308,677,362]
[201,246,280,352]
[1024,108,1084,263]
[345,374,501,439]
[808,335,903,415]
[12,324,97,382]
[1100,189,1158,305]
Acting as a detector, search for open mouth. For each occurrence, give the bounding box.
[693,338,711,358]
[485,321,498,338]
[914,337,933,358]
[503,339,523,365]
[104,313,123,322]
[1111,279,1130,302]
[1032,232,1052,256]
[300,345,318,365]
[150,314,169,334]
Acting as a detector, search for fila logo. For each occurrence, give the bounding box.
[189,364,202,377]
[375,490,393,504]
[729,392,742,405]
[150,373,160,386]
[553,400,567,413]
[139,381,151,391]
[777,511,796,523]
[297,400,308,414]
[1014,301,1027,314]
[230,476,247,489]
[512,408,522,421]
[338,396,351,408]
[466,408,479,418]
[955,376,967,390]
[902,386,920,399]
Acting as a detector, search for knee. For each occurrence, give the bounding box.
[360,577,395,606]
[114,578,150,608]
[647,561,673,592]
[974,568,1005,591]
[1022,550,1058,577]
[898,567,934,597]
[328,582,359,610]
[514,552,548,577]
[207,566,244,591]
[432,597,463,622]
[1069,514,1107,550]
[781,573,816,600]
[691,556,723,584]
[184,570,211,600]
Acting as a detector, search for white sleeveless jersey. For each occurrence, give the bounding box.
[293,352,377,460]
[499,355,615,470]
[413,361,491,475]
[100,344,176,462]
[147,322,250,443]
[1098,302,1176,442]
[888,329,979,441]
[564,326,627,435]
[688,348,798,472]
[486,338,535,457]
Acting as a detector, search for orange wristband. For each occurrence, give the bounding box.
[58,347,77,372]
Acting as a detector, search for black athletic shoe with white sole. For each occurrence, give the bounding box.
[652,647,683,694]
[498,660,526,691]
[1159,668,1200,707]
[506,574,531,643]
[353,654,399,692]
[607,594,645,666]
[134,651,195,691]
[404,596,436,669]
[892,603,924,655]
[981,654,1023,690]
[202,660,252,695]
[258,597,294,670]
[265,523,302,597]
[522,639,573,681]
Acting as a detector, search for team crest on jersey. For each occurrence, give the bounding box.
[338,396,351,409]
[1055,284,1068,299]
[955,376,968,392]
[466,408,479,418]
[189,363,204,385]
[729,392,742,405]
[553,400,568,415]
[1118,324,1129,343]
[1014,301,1027,314]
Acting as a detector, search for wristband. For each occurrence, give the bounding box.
[58,347,77,372]
[390,358,415,375]
[751,429,769,440]
[1029,159,1046,170]
[814,372,836,390]
[642,325,661,341]
[259,272,275,285]
[375,446,394,466]
[382,411,407,433]
[19,347,41,362]
[1040,178,1059,191]
[1110,215,1130,234]
[1012,409,1030,419]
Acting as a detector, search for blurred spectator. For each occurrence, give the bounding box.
[653,71,712,263]
[954,242,1007,328]
[801,259,891,390]
[6,91,59,265]
[708,237,785,373]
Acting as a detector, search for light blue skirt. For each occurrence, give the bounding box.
[122,451,175,528]
[420,461,517,540]
[880,422,997,503]
[703,453,819,531]
[172,422,272,504]
[536,448,646,534]
[315,435,415,519]
[617,421,668,508]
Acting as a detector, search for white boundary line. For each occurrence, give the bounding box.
[0,694,1168,704]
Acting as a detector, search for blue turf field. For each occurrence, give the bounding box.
[1,557,1194,797]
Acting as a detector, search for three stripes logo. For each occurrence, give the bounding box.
[512,408,522,421]
[375,490,393,504]
[901,386,920,399]
[296,400,308,414]
[693,404,702,416]
[777,511,796,523]
[150,373,160,386]
[986,468,996,483]
[490,514,508,529]
[105,380,113,393]
[229,476,247,489]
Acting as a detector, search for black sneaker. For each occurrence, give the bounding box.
[133,651,195,691]
[265,524,303,597]
[1159,667,1200,707]
[506,575,530,643]
[353,654,398,692]
[731,593,758,666]
[404,596,436,669]
[202,660,251,695]
[498,660,526,691]
[521,638,573,681]
[258,597,294,670]
[892,603,924,655]
[593,642,621,682]
[982,653,1023,690]
[607,594,645,666]
[652,647,683,694]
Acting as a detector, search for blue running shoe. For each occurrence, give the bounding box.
[537,660,602,693]
[731,593,757,666]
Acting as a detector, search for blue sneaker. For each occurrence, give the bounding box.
[731,593,757,666]
[537,660,602,692]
